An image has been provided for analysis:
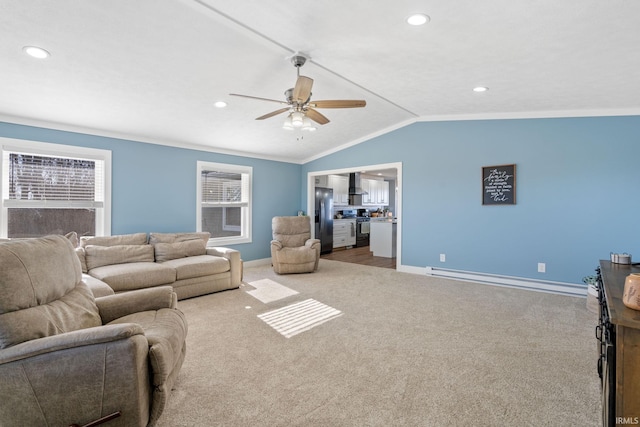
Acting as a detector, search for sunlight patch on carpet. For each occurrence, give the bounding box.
[246,279,299,303]
[257,299,343,338]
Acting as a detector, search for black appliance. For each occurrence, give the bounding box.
[355,209,370,247]
[314,187,333,254]
[356,217,370,247]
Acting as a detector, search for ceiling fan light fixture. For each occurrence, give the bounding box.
[302,117,316,132]
[291,111,304,128]
[283,115,294,130]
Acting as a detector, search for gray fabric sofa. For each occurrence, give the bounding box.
[75,231,242,300]
[0,235,188,427]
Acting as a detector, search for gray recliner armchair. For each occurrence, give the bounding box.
[0,235,188,427]
[271,216,321,274]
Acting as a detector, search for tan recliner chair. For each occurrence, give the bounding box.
[271,216,321,274]
[0,235,188,427]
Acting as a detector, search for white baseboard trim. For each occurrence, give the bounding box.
[424,266,587,297]
[243,258,272,268]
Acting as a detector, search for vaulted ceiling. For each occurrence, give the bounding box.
[2,1,639,163]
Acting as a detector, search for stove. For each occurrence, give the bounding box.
[355,216,370,247]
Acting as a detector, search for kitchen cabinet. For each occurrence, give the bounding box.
[314,176,328,187]
[333,218,356,248]
[361,178,389,206]
[328,174,349,206]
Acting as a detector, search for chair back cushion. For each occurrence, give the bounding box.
[0,235,101,349]
[272,216,312,248]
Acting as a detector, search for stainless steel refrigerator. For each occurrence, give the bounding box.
[314,187,333,254]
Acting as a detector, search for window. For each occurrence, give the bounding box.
[197,161,252,245]
[1,138,111,238]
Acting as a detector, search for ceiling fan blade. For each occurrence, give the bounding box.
[229,93,287,105]
[256,108,290,120]
[306,108,330,125]
[293,76,313,103]
[309,99,366,109]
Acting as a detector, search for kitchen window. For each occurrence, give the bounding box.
[0,138,111,238]
[196,161,252,245]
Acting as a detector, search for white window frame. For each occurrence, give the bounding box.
[0,137,112,238]
[196,161,252,245]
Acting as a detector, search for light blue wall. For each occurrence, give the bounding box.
[5,116,640,284]
[302,116,640,284]
[0,122,301,261]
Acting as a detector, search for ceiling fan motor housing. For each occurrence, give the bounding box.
[290,54,307,68]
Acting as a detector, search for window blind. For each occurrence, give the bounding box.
[3,152,104,208]
[200,170,249,207]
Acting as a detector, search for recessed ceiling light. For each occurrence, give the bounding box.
[473,86,489,93]
[407,14,430,26]
[23,46,50,59]
[214,101,227,108]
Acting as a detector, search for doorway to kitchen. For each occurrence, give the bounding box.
[307,161,402,270]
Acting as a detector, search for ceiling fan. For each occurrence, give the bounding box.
[230,54,366,129]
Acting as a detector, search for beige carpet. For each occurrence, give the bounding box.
[158,259,601,426]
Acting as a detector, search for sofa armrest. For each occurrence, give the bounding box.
[206,246,242,287]
[96,286,177,324]
[270,240,283,251]
[0,323,144,365]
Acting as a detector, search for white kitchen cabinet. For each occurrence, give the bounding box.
[333,218,356,248]
[328,174,349,206]
[314,175,328,187]
[378,180,389,205]
[361,178,389,206]
[361,178,373,205]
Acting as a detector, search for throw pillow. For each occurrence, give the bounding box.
[64,231,79,248]
[75,247,88,273]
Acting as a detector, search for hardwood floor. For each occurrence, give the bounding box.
[321,245,396,269]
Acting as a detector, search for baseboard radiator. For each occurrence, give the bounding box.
[425,266,587,297]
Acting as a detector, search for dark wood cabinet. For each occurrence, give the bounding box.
[597,261,640,426]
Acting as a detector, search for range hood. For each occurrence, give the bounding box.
[348,173,368,195]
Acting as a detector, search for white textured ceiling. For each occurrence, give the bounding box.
[1,1,639,163]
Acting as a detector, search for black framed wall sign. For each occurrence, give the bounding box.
[482,164,516,205]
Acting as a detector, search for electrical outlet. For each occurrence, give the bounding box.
[538,263,546,273]
[440,254,446,262]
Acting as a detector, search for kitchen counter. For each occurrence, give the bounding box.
[370,217,397,223]
[369,220,396,258]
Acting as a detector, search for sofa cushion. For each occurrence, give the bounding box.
[75,247,88,273]
[80,232,148,248]
[149,232,210,245]
[84,244,155,270]
[89,262,176,292]
[154,239,207,263]
[161,255,230,280]
[82,274,115,298]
